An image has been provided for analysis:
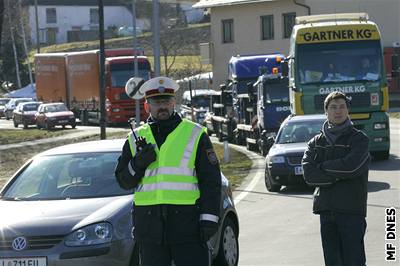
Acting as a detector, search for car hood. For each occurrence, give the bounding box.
[21,111,37,115]
[46,111,74,117]
[0,195,132,237]
[268,142,308,157]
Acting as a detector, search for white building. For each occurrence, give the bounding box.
[193,0,400,90]
[27,0,147,45]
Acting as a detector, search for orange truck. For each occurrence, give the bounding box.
[35,49,151,125]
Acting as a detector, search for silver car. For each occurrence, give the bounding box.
[0,139,239,266]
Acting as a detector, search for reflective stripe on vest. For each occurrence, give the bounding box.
[128,119,205,206]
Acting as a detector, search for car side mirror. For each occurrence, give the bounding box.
[267,136,275,147]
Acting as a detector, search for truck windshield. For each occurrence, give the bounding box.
[264,81,289,103]
[191,96,210,108]
[297,40,382,84]
[235,78,257,95]
[110,62,151,87]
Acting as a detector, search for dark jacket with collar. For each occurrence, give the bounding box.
[115,112,222,244]
[302,123,370,217]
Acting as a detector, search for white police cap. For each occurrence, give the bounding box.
[139,76,179,99]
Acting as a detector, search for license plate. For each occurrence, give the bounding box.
[294,166,303,175]
[58,120,68,123]
[0,257,47,266]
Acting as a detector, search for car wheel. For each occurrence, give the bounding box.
[23,121,28,129]
[265,168,281,192]
[45,122,52,130]
[129,243,140,266]
[71,123,76,129]
[13,120,18,128]
[215,216,239,266]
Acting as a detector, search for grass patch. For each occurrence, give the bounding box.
[0,131,129,188]
[389,112,400,119]
[0,129,76,145]
[213,143,252,189]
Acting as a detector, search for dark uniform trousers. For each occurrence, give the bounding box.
[140,242,210,266]
[320,211,366,266]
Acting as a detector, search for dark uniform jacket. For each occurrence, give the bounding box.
[302,124,370,217]
[115,112,222,244]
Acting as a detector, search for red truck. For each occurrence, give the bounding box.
[35,49,151,125]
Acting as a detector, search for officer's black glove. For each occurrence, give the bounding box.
[133,143,156,171]
[200,220,218,242]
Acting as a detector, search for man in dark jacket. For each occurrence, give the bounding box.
[115,77,221,266]
[302,91,370,266]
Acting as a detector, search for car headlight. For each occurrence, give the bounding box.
[373,123,386,130]
[269,156,285,164]
[65,222,112,247]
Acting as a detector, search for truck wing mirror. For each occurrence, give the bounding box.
[281,61,289,77]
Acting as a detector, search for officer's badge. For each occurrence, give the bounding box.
[158,86,165,93]
[206,149,219,165]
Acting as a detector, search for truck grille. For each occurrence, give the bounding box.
[0,235,64,251]
[314,92,370,110]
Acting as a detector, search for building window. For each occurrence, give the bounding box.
[261,15,274,40]
[222,19,234,43]
[90,8,99,24]
[283,12,296,38]
[46,8,57,23]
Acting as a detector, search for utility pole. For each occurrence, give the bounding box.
[98,0,106,139]
[18,0,33,87]
[152,0,160,76]
[6,0,21,89]
[132,0,140,127]
[34,0,40,53]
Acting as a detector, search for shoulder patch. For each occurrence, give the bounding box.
[206,149,219,165]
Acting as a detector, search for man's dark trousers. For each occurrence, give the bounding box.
[140,242,210,266]
[320,212,367,266]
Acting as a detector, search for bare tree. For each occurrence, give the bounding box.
[0,0,4,57]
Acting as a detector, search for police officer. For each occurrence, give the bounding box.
[115,77,221,266]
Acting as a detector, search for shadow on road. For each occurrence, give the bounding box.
[370,155,400,171]
[367,181,390,193]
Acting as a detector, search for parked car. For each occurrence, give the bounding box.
[0,98,11,118]
[36,103,76,129]
[13,101,42,129]
[4,98,33,120]
[0,139,239,266]
[264,114,326,192]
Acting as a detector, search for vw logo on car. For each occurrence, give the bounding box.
[12,237,27,251]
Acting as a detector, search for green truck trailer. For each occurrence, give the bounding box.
[287,13,390,160]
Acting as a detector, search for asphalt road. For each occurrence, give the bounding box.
[232,117,400,266]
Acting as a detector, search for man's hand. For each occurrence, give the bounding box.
[133,143,156,171]
[200,220,218,242]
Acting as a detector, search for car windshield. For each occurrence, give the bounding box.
[23,103,39,111]
[276,119,325,144]
[2,152,131,200]
[46,104,68,112]
[297,40,382,84]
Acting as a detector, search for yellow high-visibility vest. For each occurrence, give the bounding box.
[128,119,206,205]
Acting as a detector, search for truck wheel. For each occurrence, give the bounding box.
[265,168,281,192]
[214,216,239,266]
[373,151,389,161]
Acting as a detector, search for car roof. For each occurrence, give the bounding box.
[286,114,326,123]
[19,101,41,106]
[40,102,65,107]
[38,139,126,156]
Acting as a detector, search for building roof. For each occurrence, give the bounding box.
[26,0,127,6]
[193,0,276,9]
